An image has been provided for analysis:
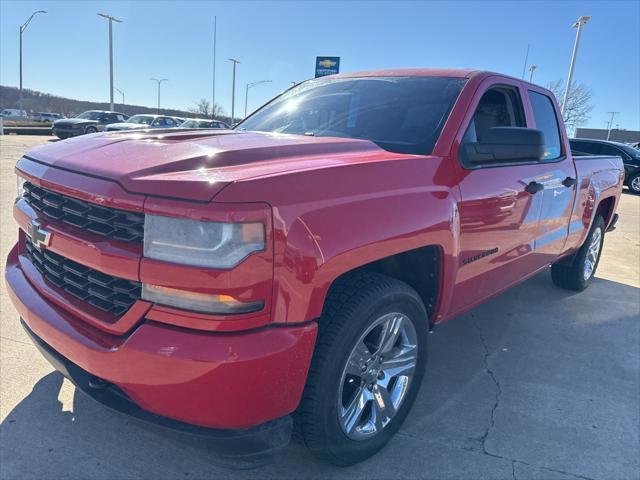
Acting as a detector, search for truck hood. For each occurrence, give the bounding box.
[24,129,386,202]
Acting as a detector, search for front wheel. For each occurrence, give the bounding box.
[551,216,605,291]
[297,272,428,466]
[85,126,98,134]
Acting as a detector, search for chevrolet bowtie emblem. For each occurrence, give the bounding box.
[27,219,51,249]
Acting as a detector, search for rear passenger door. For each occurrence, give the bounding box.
[526,88,577,263]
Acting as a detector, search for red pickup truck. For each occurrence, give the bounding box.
[6,69,623,465]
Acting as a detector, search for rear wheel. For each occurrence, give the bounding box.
[627,172,640,194]
[297,272,428,466]
[551,216,605,291]
[85,126,98,134]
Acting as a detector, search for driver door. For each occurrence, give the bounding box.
[448,81,551,315]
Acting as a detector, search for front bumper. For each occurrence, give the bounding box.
[5,243,317,448]
[52,127,82,137]
[21,318,294,459]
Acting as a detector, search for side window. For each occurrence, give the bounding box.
[460,86,525,167]
[599,144,627,159]
[571,141,601,155]
[528,91,562,161]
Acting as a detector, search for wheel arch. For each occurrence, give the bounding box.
[320,245,443,329]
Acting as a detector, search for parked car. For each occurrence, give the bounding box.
[105,114,181,131]
[32,112,64,122]
[7,69,623,466]
[171,116,186,125]
[52,111,128,139]
[0,109,28,120]
[178,118,230,129]
[570,138,640,194]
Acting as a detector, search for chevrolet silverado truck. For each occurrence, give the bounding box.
[6,69,624,466]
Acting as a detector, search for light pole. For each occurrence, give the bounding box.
[150,78,168,114]
[228,58,240,124]
[19,10,47,113]
[561,15,590,116]
[212,16,217,119]
[97,13,123,112]
[528,65,537,83]
[244,80,272,117]
[606,111,619,141]
[114,87,125,113]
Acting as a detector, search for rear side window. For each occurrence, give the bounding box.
[528,91,562,160]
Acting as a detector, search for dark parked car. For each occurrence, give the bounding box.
[178,118,230,129]
[52,111,128,139]
[570,138,640,194]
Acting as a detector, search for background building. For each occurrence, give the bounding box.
[574,128,640,143]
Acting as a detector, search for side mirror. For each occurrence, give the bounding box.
[464,127,545,164]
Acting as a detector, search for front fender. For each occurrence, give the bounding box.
[274,186,459,323]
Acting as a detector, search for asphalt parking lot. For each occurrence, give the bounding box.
[0,135,638,480]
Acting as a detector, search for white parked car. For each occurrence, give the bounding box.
[105,114,181,131]
[1,109,28,120]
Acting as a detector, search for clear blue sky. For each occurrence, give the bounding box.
[1,0,638,129]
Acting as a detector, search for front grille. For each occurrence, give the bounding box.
[23,182,144,243]
[25,240,141,317]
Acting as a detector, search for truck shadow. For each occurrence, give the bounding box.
[1,271,638,479]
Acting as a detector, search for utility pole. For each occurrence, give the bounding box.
[561,16,590,116]
[528,65,537,83]
[19,10,47,113]
[606,111,619,141]
[244,80,272,117]
[229,58,240,124]
[150,78,168,114]
[212,16,217,119]
[521,44,530,79]
[97,13,123,112]
[114,87,125,113]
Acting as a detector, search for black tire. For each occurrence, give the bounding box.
[551,216,605,291]
[85,126,98,134]
[296,272,428,466]
[627,172,640,195]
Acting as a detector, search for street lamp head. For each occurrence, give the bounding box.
[37,10,47,14]
[98,13,123,23]
[229,58,241,64]
[572,15,591,28]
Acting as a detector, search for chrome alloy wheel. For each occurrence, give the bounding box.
[583,226,602,281]
[631,176,640,193]
[338,312,418,441]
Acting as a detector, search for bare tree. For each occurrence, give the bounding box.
[189,98,225,119]
[189,98,212,118]
[547,79,594,132]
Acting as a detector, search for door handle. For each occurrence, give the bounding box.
[562,176,577,188]
[525,181,544,194]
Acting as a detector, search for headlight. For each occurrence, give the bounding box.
[16,175,26,199]
[143,214,265,269]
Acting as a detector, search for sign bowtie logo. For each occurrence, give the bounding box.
[27,220,51,249]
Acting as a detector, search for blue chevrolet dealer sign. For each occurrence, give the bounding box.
[315,56,340,77]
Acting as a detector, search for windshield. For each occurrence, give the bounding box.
[127,115,155,125]
[75,111,103,120]
[616,143,640,159]
[238,76,465,155]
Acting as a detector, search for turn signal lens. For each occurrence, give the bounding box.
[142,284,264,314]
